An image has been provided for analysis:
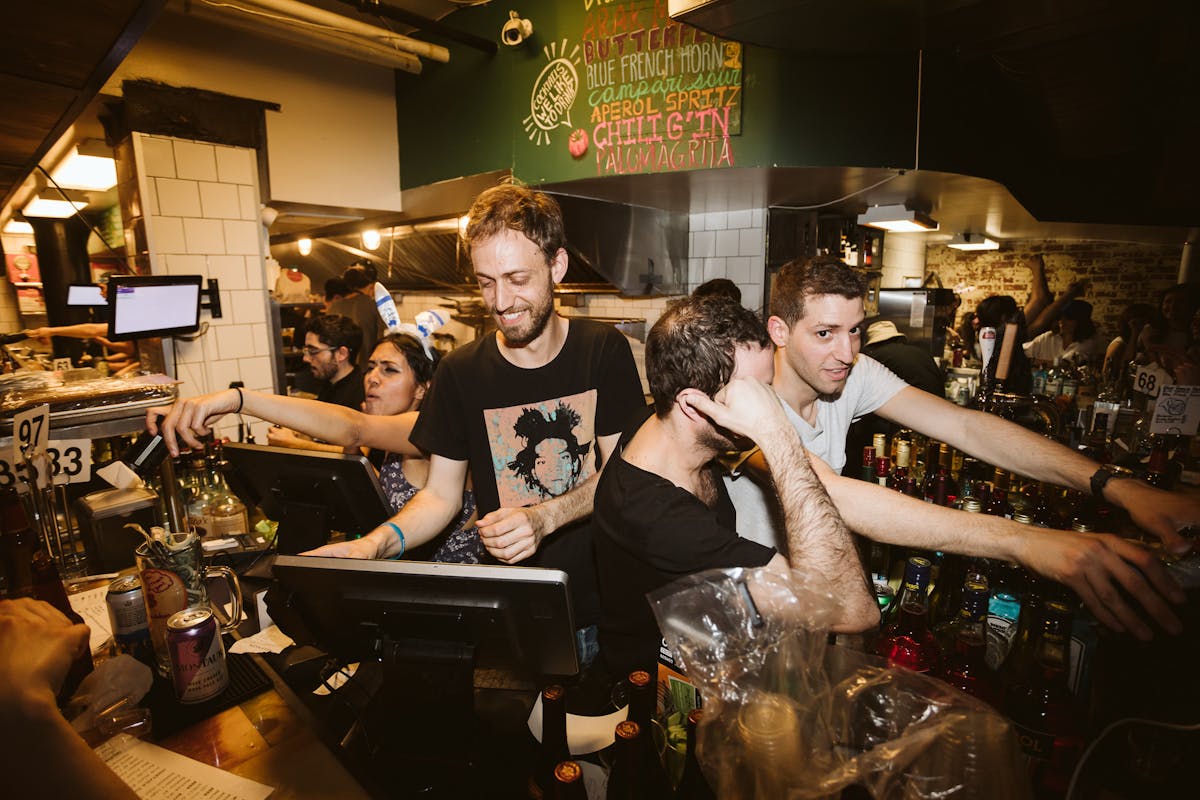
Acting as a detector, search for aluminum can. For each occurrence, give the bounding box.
[106,574,152,656]
[165,607,229,703]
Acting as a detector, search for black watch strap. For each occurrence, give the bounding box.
[1090,467,1115,498]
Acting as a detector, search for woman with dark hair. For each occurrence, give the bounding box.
[1103,302,1155,382]
[974,294,1034,395]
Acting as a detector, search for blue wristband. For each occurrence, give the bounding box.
[383,521,406,559]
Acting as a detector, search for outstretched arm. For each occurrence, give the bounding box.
[688,379,878,633]
[0,599,138,800]
[477,432,621,564]
[878,386,1198,553]
[306,455,469,559]
[147,388,420,457]
[804,461,1185,640]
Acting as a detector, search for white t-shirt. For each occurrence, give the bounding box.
[726,354,909,549]
[1022,330,1104,366]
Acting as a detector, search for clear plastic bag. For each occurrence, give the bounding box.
[649,567,1031,800]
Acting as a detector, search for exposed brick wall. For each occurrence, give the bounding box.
[926,241,1183,340]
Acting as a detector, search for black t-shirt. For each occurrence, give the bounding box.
[411,318,645,626]
[593,426,776,676]
[316,366,365,411]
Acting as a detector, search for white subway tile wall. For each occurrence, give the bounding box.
[133,133,274,443]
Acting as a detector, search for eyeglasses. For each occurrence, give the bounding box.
[302,345,335,357]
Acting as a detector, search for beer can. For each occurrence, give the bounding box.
[106,575,152,656]
[165,607,229,704]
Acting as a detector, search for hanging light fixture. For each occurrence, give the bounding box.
[23,196,88,218]
[49,141,117,191]
[298,237,312,255]
[361,229,381,250]
[858,204,939,233]
[946,233,999,251]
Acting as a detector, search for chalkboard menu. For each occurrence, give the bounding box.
[518,0,744,177]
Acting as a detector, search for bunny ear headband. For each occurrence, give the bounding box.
[394,323,436,361]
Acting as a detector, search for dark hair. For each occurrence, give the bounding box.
[646,295,770,415]
[1062,300,1096,340]
[692,278,742,303]
[306,314,362,363]
[507,403,591,498]
[341,265,373,291]
[769,256,868,325]
[464,183,565,265]
[1118,303,1155,339]
[974,295,1020,329]
[323,277,348,301]
[372,332,440,386]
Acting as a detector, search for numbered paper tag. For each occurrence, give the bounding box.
[52,358,73,372]
[12,403,50,465]
[0,439,91,489]
[1150,384,1200,436]
[1134,364,1171,398]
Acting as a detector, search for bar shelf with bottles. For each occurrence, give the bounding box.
[860,423,1197,799]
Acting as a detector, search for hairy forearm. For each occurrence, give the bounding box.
[824,476,1025,559]
[759,433,876,631]
[532,470,600,535]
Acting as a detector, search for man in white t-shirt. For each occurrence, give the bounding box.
[1022,299,1106,366]
[728,256,1194,640]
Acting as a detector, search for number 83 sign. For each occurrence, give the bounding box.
[0,404,92,489]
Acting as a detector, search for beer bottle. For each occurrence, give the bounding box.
[31,548,94,705]
[877,556,939,673]
[0,488,37,598]
[1004,601,1085,799]
[627,669,655,732]
[551,761,588,800]
[674,708,715,800]
[607,720,670,799]
[1145,435,1174,489]
[935,580,997,705]
[530,685,571,799]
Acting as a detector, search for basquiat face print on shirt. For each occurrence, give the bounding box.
[487,389,597,505]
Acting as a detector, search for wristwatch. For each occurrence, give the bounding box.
[1089,466,1121,498]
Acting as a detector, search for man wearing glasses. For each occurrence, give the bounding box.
[302,314,365,411]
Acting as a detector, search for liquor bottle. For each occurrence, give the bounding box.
[1080,412,1111,464]
[183,454,213,537]
[929,554,987,628]
[859,445,875,482]
[551,761,588,800]
[887,440,911,490]
[936,580,997,705]
[674,708,715,800]
[1145,435,1174,489]
[873,455,891,487]
[1004,601,1085,799]
[607,720,670,799]
[997,589,1044,697]
[0,488,37,598]
[530,685,571,799]
[205,447,250,536]
[985,560,1024,670]
[1044,359,1064,397]
[872,433,888,463]
[876,556,939,673]
[31,548,94,705]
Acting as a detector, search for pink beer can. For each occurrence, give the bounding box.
[165,607,229,703]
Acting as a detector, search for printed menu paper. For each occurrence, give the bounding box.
[96,734,274,800]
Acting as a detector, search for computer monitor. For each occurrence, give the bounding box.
[222,443,391,555]
[66,284,106,307]
[271,555,579,677]
[107,275,202,340]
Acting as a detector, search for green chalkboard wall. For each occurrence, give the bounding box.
[397,0,919,190]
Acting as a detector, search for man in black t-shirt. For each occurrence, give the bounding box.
[593,295,878,675]
[303,314,364,411]
[307,186,645,658]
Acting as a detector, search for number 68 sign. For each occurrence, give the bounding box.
[1,404,92,488]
